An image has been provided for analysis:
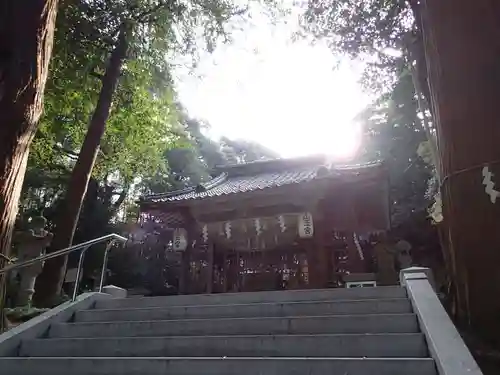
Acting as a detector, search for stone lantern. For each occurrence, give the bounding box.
[395,240,413,270]
[15,216,53,306]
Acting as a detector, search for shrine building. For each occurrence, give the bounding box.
[139,155,391,294]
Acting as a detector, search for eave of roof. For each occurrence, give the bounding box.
[140,156,384,205]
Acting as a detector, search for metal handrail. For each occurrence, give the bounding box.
[0,233,127,301]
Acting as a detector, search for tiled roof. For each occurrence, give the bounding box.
[142,156,383,204]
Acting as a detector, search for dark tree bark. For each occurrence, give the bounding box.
[422,0,500,342]
[0,0,59,329]
[110,184,130,217]
[33,28,128,306]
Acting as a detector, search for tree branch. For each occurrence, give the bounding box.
[53,144,79,159]
[90,71,104,80]
[0,253,13,263]
[132,0,174,23]
[110,184,130,215]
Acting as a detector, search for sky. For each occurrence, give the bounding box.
[174,4,372,160]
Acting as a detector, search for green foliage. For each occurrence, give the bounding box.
[22,0,285,222]
[184,115,226,170]
[107,241,179,295]
[29,0,248,186]
[5,306,49,322]
[220,137,279,164]
[97,71,180,181]
[32,6,175,183]
[299,0,414,92]
[23,0,255,216]
[299,0,434,225]
[302,0,410,53]
[140,108,280,195]
[18,1,271,298]
[356,65,432,225]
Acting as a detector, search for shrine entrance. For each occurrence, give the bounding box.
[139,156,391,294]
[214,244,311,293]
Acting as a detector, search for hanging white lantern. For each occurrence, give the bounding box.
[298,212,314,238]
[173,228,188,251]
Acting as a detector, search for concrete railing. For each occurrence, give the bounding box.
[400,267,483,375]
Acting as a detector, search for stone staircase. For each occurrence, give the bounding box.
[1,285,442,375]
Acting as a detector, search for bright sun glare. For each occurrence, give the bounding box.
[175,6,371,160]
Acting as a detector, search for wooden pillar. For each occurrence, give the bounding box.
[305,239,319,288]
[178,250,190,295]
[206,243,214,293]
[178,208,197,295]
[308,199,330,289]
[222,250,228,293]
[179,229,195,295]
[236,251,243,292]
[314,218,330,288]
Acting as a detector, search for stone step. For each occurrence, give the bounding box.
[76,298,412,322]
[20,333,428,358]
[50,313,419,338]
[94,286,406,310]
[0,357,438,375]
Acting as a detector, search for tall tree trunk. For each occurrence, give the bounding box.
[0,0,59,330]
[407,61,440,178]
[422,0,500,342]
[33,28,128,306]
[406,0,432,111]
